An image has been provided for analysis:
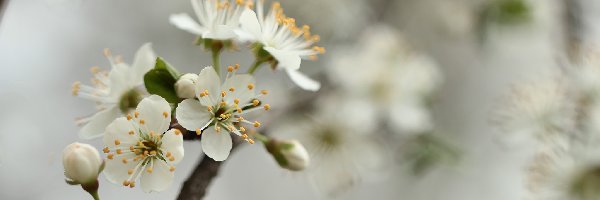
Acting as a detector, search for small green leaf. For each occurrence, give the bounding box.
[144,57,181,104]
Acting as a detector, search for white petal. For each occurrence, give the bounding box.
[103,154,139,185]
[175,99,213,131]
[201,128,232,161]
[140,160,174,192]
[195,67,221,106]
[79,106,121,139]
[239,8,262,40]
[222,74,256,104]
[135,95,172,134]
[103,117,139,147]
[264,47,301,70]
[389,103,433,134]
[169,13,207,35]
[285,68,321,91]
[108,63,132,99]
[161,129,184,165]
[203,25,237,40]
[131,43,157,85]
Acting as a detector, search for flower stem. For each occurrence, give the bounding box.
[247,60,264,75]
[81,180,100,200]
[89,190,100,200]
[253,132,270,143]
[211,48,221,76]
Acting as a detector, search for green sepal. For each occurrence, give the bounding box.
[144,57,182,104]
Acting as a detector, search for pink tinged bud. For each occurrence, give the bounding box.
[175,73,200,99]
[62,142,103,185]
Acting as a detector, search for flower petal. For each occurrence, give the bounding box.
[285,68,321,91]
[201,128,232,161]
[195,67,221,106]
[389,102,433,134]
[135,95,172,134]
[108,63,132,99]
[130,43,157,85]
[239,8,262,41]
[222,74,256,104]
[175,99,213,131]
[79,106,121,139]
[264,47,301,70]
[103,117,139,147]
[140,160,174,192]
[103,154,139,185]
[161,129,184,165]
[169,13,207,35]
[203,25,237,40]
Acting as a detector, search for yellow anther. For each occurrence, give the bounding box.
[309,55,319,61]
[263,104,271,110]
[146,167,153,173]
[129,145,134,151]
[107,154,114,160]
[170,166,176,172]
[149,131,155,137]
[216,126,221,132]
[313,46,326,54]
[238,116,244,121]
[228,65,234,72]
[247,84,254,90]
[103,48,111,57]
[234,98,240,104]
[228,125,235,131]
[150,151,157,156]
[103,147,110,153]
[122,157,128,164]
[128,130,134,135]
[207,106,213,112]
[71,81,81,96]
[139,119,145,125]
[229,87,235,92]
[123,180,130,186]
[234,64,240,70]
[196,128,202,135]
[128,169,134,175]
[260,90,269,95]
[133,157,139,162]
[169,156,175,162]
[248,139,255,144]
[237,108,243,113]
[221,91,227,97]
[143,150,149,156]
[174,129,182,135]
[236,0,244,5]
[116,149,123,154]
[199,92,206,97]
[163,111,169,118]
[253,121,261,128]
[137,141,145,147]
[311,35,321,42]
[90,66,100,74]
[240,127,246,132]
[252,99,260,106]
[114,140,121,145]
[166,152,172,157]
[134,111,139,118]
[242,134,248,139]
[127,114,132,121]
[220,101,227,107]
[129,181,136,188]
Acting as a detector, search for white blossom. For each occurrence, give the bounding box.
[102,95,184,192]
[72,43,156,139]
[170,0,251,40]
[176,66,268,161]
[63,142,103,185]
[238,1,325,91]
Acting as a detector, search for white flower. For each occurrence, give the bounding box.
[176,66,268,161]
[327,25,442,135]
[266,139,310,171]
[175,73,200,99]
[63,142,103,185]
[72,43,156,139]
[274,94,389,196]
[170,0,251,40]
[238,1,325,91]
[102,95,184,192]
[490,77,576,144]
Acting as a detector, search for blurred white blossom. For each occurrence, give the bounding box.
[170,0,250,40]
[327,25,442,135]
[72,43,156,139]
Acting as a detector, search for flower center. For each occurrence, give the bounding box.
[119,89,143,114]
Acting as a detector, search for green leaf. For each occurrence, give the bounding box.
[144,57,181,104]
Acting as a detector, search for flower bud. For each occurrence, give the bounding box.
[266,139,310,171]
[63,142,103,185]
[175,73,199,99]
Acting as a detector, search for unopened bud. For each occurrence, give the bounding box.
[266,139,310,171]
[175,73,199,99]
[62,142,103,185]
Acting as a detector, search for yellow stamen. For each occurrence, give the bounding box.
[196,128,202,135]
[247,84,254,90]
[103,147,110,153]
[253,121,261,128]
[114,140,121,145]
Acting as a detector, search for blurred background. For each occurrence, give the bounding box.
[0,0,597,199]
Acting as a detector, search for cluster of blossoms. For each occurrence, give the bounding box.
[63,0,321,198]
[493,51,600,200]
